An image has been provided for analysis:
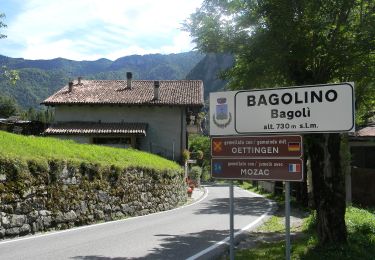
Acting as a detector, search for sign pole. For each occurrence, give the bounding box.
[285,181,291,260]
[229,181,234,260]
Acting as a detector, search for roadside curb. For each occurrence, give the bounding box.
[191,186,207,201]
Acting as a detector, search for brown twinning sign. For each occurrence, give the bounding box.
[211,158,304,182]
[211,135,302,158]
[210,135,304,181]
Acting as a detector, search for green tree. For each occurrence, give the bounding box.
[0,95,19,118]
[356,81,375,125]
[27,108,37,121]
[185,0,374,244]
[0,12,7,39]
[0,12,19,85]
[189,135,210,164]
[189,134,211,181]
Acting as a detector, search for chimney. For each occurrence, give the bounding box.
[78,76,82,85]
[153,81,160,100]
[68,81,73,92]
[126,72,132,89]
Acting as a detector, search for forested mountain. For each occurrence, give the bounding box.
[0,55,112,74]
[185,53,234,99]
[0,52,204,109]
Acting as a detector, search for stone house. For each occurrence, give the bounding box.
[41,73,204,162]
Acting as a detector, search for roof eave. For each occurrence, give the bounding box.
[41,102,204,107]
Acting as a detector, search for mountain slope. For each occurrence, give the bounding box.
[0,52,204,109]
[185,53,234,99]
[0,55,112,75]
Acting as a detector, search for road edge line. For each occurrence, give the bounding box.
[186,187,276,260]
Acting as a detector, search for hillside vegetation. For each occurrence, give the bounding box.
[0,52,204,109]
[0,131,181,172]
[0,52,234,110]
[186,53,234,99]
[237,182,375,259]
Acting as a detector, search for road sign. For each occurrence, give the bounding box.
[187,159,197,164]
[211,158,304,182]
[211,135,302,158]
[210,83,355,135]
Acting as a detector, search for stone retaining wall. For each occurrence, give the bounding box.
[0,158,186,239]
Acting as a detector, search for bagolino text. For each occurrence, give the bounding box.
[247,89,338,106]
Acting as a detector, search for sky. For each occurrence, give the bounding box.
[0,0,203,61]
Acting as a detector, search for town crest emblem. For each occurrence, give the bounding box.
[213,97,232,128]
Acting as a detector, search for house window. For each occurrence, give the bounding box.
[93,137,132,148]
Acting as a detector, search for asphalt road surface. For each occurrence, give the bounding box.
[0,184,274,260]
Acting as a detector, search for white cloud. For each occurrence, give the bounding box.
[103,31,196,60]
[3,0,203,60]
[159,31,196,54]
[22,39,90,61]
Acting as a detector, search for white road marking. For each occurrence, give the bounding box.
[186,188,275,260]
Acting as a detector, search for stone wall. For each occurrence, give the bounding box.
[0,158,186,239]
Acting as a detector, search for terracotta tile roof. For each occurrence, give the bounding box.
[44,122,148,136]
[42,80,204,107]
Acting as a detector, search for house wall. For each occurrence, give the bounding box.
[349,141,375,206]
[54,105,186,161]
[351,167,375,206]
[53,135,91,144]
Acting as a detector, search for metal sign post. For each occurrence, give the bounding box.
[285,181,291,260]
[210,135,304,260]
[210,84,355,260]
[229,181,234,260]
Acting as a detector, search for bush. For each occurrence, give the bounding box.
[189,135,210,161]
[0,95,19,118]
[201,165,211,182]
[182,149,190,163]
[28,159,48,177]
[190,166,202,186]
[0,156,28,181]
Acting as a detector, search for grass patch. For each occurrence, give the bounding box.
[235,182,375,259]
[237,181,300,207]
[256,215,285,233]
[256,213,310,234]
[235,239,286,259]
[0,131,181,172]
[235,208,375,259]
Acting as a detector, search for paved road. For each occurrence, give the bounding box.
[0,184,273,260]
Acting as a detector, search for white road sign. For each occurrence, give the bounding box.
[210,83,355,135]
